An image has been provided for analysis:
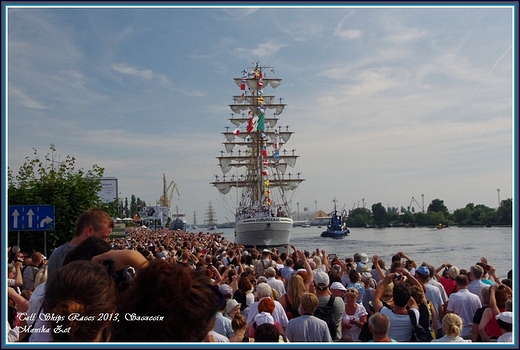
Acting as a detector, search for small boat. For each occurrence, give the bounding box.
[210,62,304,247]
[321,198,350,239]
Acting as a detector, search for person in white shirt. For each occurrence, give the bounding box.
[245,283,288,330]
[495,311,513,342]
[265,267,286,298]
[446,274,482,339]
[431,313,472,342]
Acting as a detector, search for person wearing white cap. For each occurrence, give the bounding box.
[357,253,369,272]
[314,270,344,341]
[495,311,512,342]
[330,281,347,300]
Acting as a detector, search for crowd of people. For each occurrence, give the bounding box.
[7,208,514,343]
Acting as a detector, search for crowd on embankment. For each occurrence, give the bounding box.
[7,208,513,343]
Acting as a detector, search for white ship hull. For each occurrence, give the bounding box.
[235,216,293,247]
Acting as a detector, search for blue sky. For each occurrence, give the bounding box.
[5,4,515,224]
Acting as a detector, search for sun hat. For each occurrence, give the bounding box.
[262,249,271,254]
[255,312,275,326]
[360,253,369,264]
[495,311,513,324]
[225,299,241,315]
[314,270,330,290]
[330,282,347,291]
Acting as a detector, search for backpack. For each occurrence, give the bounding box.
[408,308,433,342]
[314,296,338,341]
[358,317,373,342]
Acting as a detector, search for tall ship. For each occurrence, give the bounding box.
[211,63,304,247]
[191,211,199,230]
[204,201,218,230]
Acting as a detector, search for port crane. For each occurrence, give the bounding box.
[409,195,425,213]
[157,173,180,210]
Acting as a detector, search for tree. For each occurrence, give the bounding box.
[346,207,372,227]
[427,198,449,217]
[8,145,104,251]
[371,202,387,227]
[496,198,512,225]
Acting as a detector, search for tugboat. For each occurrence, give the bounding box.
[321,198,350,239]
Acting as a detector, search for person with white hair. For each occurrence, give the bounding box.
[265,267,286,298]
[245,282,289,330]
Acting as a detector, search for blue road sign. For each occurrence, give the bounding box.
[9,205,55,231]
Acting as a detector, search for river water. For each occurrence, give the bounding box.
[215,226,514,280]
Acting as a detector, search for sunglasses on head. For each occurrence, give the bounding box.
[346,288,358,294]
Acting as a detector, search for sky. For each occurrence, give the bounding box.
[4,3,515,225]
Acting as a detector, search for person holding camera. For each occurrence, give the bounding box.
[372,272,420,342]
[477,283,511,341]
[434,262,460,297]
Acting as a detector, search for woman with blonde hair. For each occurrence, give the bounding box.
[313,255,325,272]
[280,273,306,320]
[432,314,472,342]
[341,287,367,341]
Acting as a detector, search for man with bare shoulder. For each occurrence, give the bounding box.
[46,208,114,278]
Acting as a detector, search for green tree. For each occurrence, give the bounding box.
[371,202,387,227]
[385,212,401,226]
[346,207,372,227]
[428,211,446,226]
[453,205,471,225]
[427,198,449,217]
[8,145,104,251]
[130,194,137,217]
[401,211,415,225]
[496,198,512,225]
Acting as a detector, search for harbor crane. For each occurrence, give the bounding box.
[157,173,180,210]
[409,195,425,213]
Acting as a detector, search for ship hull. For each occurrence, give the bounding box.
[321,229,349,238]
[235,217,293,247]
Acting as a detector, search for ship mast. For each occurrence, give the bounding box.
[211,62,304,214]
